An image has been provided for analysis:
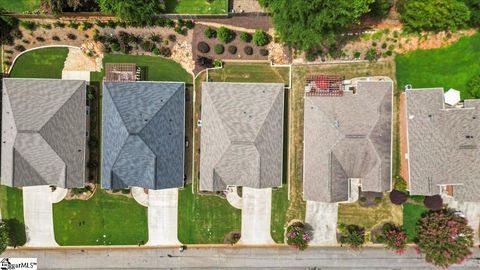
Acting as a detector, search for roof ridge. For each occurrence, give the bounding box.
[104,84,131,135]
[253,87,284,142]
[13,148,48,186]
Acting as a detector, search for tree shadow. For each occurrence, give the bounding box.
[164,0,179,13]
[4,219,26,247]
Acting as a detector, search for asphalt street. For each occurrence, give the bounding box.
[3,246,480,269]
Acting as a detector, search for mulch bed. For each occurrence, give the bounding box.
[192,24,269,73]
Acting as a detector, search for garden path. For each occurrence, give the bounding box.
[238,187,274,245]
[305,201,338,246]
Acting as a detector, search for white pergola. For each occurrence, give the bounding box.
[444,88,461,106]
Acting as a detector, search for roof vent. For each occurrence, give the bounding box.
[334,120,340,128]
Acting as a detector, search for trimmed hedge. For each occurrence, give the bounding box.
[197,42,210,53]
[389,190,407,205]
[214,44,225,54]
[228,45,237,54]
[244,46,253,55]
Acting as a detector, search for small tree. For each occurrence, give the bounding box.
[339,224,365,249]
[286,221,311,250]
[376,223,407,254]
[252,29,269,46]
[416,209,474,268]
[217,26,234,43]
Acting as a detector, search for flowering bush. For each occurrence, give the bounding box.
[286,222,311,250]
[416,209,474,268]
[377,223,407,254]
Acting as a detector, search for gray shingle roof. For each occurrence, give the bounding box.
[406,88,480,202]
[1,79,86,188]
[303,81,393,202]
[101,81,185,190]
[199,82,284,191]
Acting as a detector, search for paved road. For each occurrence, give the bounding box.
[3,246,480,269]
[22,186,58,247]
[238,187,274,244]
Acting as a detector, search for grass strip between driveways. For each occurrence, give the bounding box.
[9,47,68,78]
[53,188,148,246]
[403,202,428,243]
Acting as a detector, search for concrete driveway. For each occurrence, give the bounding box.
[238,187,274,245]
[305,201,338,245]
[146,188,180,246]
[23,186,59,247]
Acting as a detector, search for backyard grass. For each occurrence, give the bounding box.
[9,47,68,78]
[0,186,26,246]
[396,32,480,99]
[165,0,227,14]
[338,196,403,241]
[178,184,241,244]
[0,0,40,12]
[208,62,290,87]
[403,203,428,243]
[53,188,148,246]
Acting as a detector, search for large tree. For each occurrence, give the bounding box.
[0,9,18,45]
[258,0,374,50]
[462,0,480,26]
[99,0,165,25]
[400,0,470,32]
[0,221,8,254]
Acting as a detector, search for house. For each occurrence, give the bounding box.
[303,79,393,202]
[199,82,285,191]
[405,88,480,202]
[1,79,87,188]
[101,81,185,190]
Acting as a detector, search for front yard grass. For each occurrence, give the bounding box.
[53,188,148,246]
[403,202,428,243]
[178,184,241,244]
[396,32,480,99]
[338,195,403,241]
[0,0,40,12]
[9,47,68,78]
[0,186,26,246]
[271,186,289,243]
[165,0,227,14]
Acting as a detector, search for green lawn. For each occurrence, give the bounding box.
[99,54,192,83]
[165,0,227,14]
[53,188,148,246]
[403,203,427,243]
[396,32,480,99]
[0,0,40,12]
[208,62,290,86]
[0,186,26,246]
[271,186,289,243]
[9,47,68,78]
[178,184,241,244]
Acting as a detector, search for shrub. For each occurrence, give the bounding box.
[185,20,195,29]
[95,20,106,28]
[365,48,378,62]
[213,59,222,67]
[386,50,393,56]
[259,48,269,56]
[339,224,365,249]
[152,47,160,55]
[110,41,121,52]
[150,34,162,43]
[204,27,217,39]
[376,223,407,254]
[393,177,407,192]
[424,195,443,210]
[35,36,45,42]
[214,44,225,54]
[14,44,25,52]
[20,21,37,31]
[21,39,30,44]
[0,222,8,253]
[159,47,171,57]
[240,32,251,42]
[252,29,269,46]
[177,19,185,28]
[217,26,234,43]
[416,209,474,268]
[286,222,310,250]
[467,74,480,98]
[140,40,155,52]
[82,22,93,30]
[197,56,213,68]
[244,46,253,55]
[106,20,117,28]
[67,33,77,40]
[168,34,176,42]
[369,0,394,17]
[371,41,377,47]
[388,44,395,50]
[228,45,237,54]
[389,190,407,205]
[381,42,387,49]
[166,19,175,28]
[41,23,51,29]
[68,21,79,29]
[197,42,210,53]
[174,26,186,35]
[53,21,66,28]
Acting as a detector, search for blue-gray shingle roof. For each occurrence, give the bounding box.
[101,81,185,190]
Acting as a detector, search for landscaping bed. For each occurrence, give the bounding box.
[53,187,148,246]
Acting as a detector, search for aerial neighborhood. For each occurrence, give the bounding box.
[0,0,479,268]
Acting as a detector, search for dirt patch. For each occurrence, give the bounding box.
[232,0,266,13]
[399,93,409,185]
[396,29,477,53]
[63,47,100,72]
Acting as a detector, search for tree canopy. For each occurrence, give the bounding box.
[258,0,374,50]
[99,0,165,25]
[400,0,471,32]
[0,222,8,254]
